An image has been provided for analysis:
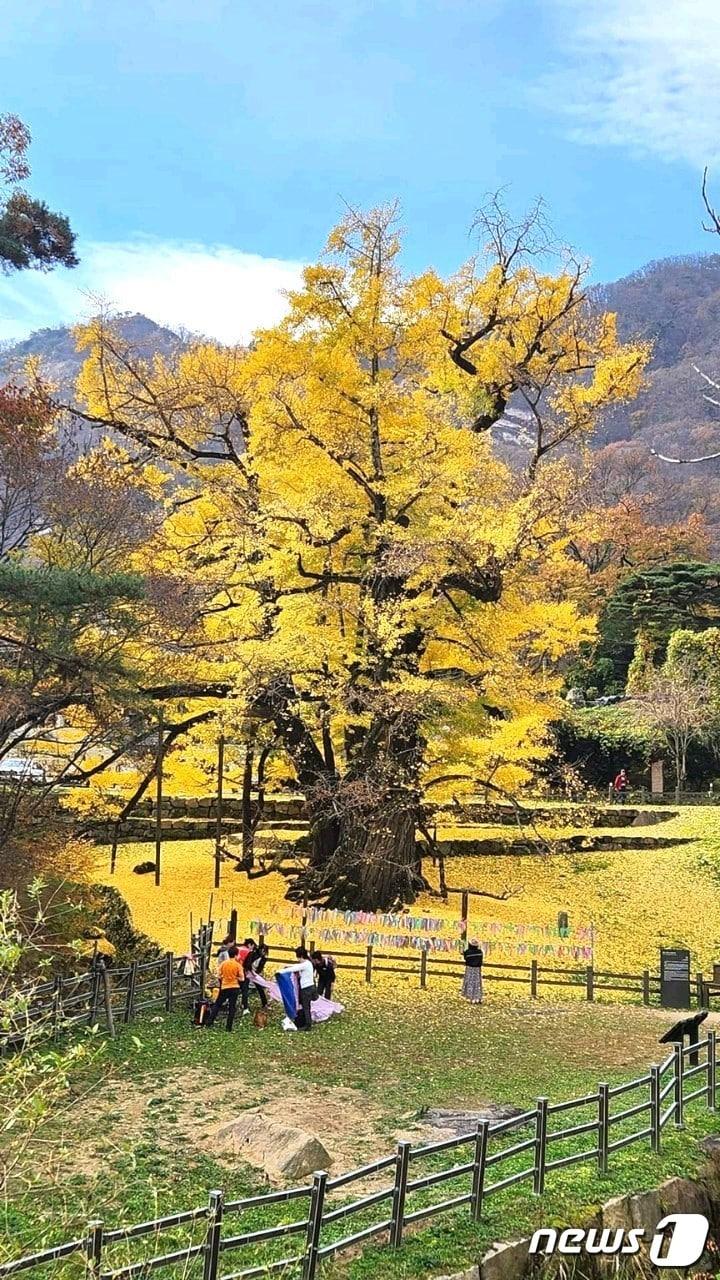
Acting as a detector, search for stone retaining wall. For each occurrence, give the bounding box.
[435,1138,720,1280]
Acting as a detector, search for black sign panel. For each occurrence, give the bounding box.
[660,947,691,1009]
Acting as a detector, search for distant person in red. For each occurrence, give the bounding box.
[237,938,255,1017]
[613,768,629,804]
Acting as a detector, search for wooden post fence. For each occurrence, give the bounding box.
[52,976,62,1042]
[84,1220,103,1280]
[124,961,138,1023]
[365,945,373,984]
[597,1082,610,1173]
[164,951,174,1011]
[88,966,101,1027]
[674,1042,684,1128]
[100,964,115,1039]
[202,1190,223,1280]
[650,1065,661,1153]
[302,1172,328,1280]
[390,1141,411,1247]
[533,1098,548,1194]
[471,1120,489,1221]
[4,1036,720,1280]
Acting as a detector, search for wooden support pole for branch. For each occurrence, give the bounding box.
[214,735,225,890]
[154,708,164,888]
[242,742,254,869]
[461,889,469,944]
[110,822,119,875]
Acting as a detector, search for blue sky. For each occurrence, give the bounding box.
[1,0,718,343]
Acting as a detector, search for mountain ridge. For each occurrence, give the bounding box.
[4,254,720,528]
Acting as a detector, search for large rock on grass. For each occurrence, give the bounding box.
[216,1112,332,1180]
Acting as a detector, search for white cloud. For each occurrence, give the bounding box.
[0,237,304,344]
[537,0,720,168]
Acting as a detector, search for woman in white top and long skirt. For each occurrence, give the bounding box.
[280,946,317,1030]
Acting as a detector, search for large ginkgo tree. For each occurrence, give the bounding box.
[70,203,648,908]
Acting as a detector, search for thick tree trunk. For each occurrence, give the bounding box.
[305,797,425,911]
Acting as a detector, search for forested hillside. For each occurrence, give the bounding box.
[4,253,720,533]
[592,254,720,536]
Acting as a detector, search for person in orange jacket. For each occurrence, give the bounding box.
[207,945,243,1031]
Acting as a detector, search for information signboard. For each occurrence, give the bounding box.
[660,947,691,1009]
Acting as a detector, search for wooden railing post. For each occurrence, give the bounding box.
[697,972,705,1007]
[530,959,538,998]
[708,1030,717,1111]
[390,1141,411,1247]
[124,961,138,1024]
[586,965,594,1002]
[365,945,373,984]
[52,976,62,1042]
[199,933,209,1000]
[164,951,174,1012]
[650,1065,661,1153]
[533,1098,548,1194]
[100,963,115,1039]
[642,970,651,1005]
[88,968,101,1027]
[471,1120,489,1221]
[419,948,427,990]
[302,1171,327,1280]
[202,1190,223,1280]
[674,1042,685,1128]
[597,1083,609,1173]
[84,1220,103,1280]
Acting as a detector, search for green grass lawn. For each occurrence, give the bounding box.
[4,986,720,1280]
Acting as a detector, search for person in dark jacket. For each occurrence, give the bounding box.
[311,950,336,999]
[461,941,483,1004]
[245,942,269,1009]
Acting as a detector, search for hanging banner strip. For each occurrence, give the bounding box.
[287,906,592,942]
[250,920,593,961]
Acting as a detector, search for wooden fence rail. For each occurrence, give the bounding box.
[0,924,215,1057]
[1,1034,717,1280]
[1,930,710,1058]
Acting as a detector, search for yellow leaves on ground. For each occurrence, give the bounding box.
[97,806,720,978]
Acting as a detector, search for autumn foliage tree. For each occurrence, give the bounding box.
[0,113,77,274]
[70,202,648,909]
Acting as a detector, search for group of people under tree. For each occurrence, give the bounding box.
[205,927,489,1028]
[206,936,336,1032]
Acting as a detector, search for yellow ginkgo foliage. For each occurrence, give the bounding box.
[72,201,648,911]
